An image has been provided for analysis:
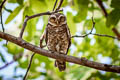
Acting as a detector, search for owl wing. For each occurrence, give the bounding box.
[40,27,48,48]
[66,25,71,54]
[45,25,48,45]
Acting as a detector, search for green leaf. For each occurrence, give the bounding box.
[84,19,93,30]
[5,5,23,24]
[17,0,23,5]
[7,43,24,55]
[0,0,2,3]
[69,66,96,80]
[73,0,89,22]
[23,6,38,41]
[30,0,48,13]
[67,12,76,35]
[8,0,17,3]
[96,18,114,35]
[111,0,120,9]
[106,9,120,27]
[0,53,6,62]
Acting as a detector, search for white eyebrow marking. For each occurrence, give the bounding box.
[58,15,65,19]
[50,15,57,18]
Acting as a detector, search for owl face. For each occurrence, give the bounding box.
[48,13,67,26]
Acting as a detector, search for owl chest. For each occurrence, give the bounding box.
[47,27,68,43]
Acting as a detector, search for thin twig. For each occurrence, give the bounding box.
[71,17,95,38]
[0,12,4,32]
[91,33,119,39]
[0,31,120,73]
[0,60,14,70]
[19,9,63,38]
[96,0,107,17]
[0,0,6,32]
[0,53,23,70]
[71,17,119,40]
[55,0,63,11]
[53,0,58,11]
[23,53,35,80]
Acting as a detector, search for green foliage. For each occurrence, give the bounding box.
[23,6,38,41]
[7,43,24,55]
[67,12,76,35]
[106,9,120,28]
[5,5,23,24]
[1,0,120,80]
[73,0,89,22]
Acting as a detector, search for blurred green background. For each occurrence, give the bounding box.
[0,0,120,80]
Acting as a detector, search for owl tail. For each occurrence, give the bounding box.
[55,60,66,71]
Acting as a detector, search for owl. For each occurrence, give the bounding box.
[40,13,71,71]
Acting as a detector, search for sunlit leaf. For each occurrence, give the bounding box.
[73,0,89,22]
[67,12,76,35]
[5,5,23,24]
[30,0,48,13]
[8,0,17,3]
[23,6,38,41]
[7,43,24,55]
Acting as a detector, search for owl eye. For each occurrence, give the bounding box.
[50,17,55,22]
[60,17,65,22]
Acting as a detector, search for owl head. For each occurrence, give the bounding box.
[48,13,67,26]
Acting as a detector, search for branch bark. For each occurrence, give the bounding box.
[0,31,120,73]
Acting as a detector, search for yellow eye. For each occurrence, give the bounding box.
[50,18,55,22]
[60,17,65,22]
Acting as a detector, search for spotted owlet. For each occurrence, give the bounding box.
[40,13,71,71]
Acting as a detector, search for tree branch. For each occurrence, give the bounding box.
[0,31,120,73]
[23,53,35,80]
[96,0,120,39]
[19,9,63,38]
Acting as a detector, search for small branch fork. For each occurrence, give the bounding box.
[72,17,120,40]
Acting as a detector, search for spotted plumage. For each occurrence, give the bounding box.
[40,13,71,71]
